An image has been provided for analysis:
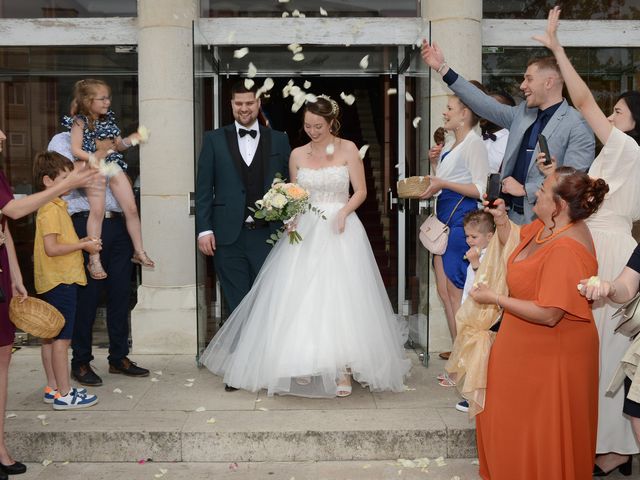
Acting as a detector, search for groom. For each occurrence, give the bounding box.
[196,81,290,320]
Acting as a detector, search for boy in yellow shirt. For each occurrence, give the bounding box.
[33,151,101,409]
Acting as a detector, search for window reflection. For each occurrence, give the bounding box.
[484,0,640,19]
[0,0,137,18]
[201,0,419,17]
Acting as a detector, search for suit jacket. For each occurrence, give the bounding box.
[195,124,291,245]
[447,74,595,222]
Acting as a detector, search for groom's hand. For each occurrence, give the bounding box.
[198,233,216,256]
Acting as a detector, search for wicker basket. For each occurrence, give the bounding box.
[9,296,65,339]
[397,176,430,199]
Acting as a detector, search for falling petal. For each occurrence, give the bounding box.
[405,92,414,102]
[303,80,311,89]
[287,43,302,53]
[290,85,302,96]
[233,47,249,59]
[359,55,369,69]
[281,11,289,17]
[5,413,16,419]
[186,378,195,382]
[153,370,163,376]
[258,407,269,411]
[184,383,194,387]
[326,144,335,155]
[150,377,159,382]
[387,88,397,95]
[320,7,328,16]
[292,53,305,62]
[358,144,370,160]
[113,388,122,394]
[244,78,255,90]
[292,9,300,17]
[282,85,292,98]
[195,406,206,412]
[37,414,47,420]
[412,116,422,128]
[304,93,318,103]
[340,92,356,105]
[206,417,216,424]
[42,460,52,467]
[262,78,275,92]
[247,62,257,78]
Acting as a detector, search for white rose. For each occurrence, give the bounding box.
[270,193,288,209]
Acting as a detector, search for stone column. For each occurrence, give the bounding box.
[131,0,199,354]
[419,1,483,354]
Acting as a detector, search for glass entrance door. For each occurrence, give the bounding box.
[193,42,430,360]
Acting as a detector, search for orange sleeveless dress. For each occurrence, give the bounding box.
[476,220,598,480]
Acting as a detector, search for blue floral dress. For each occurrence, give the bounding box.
[62,111,128,171]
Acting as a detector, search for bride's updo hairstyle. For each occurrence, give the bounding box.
[304,96,341,135]
[552,166,609,222]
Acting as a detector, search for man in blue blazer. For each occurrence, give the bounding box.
[196,81,290,318]
[422,41,595,223]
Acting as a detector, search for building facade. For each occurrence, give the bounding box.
[1,0,639,358]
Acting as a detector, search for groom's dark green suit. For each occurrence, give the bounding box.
[196,123,290,312]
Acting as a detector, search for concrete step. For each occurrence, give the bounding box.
[5,349,476,464]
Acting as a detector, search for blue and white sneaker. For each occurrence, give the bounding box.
[53,387,98,410]
[456,399,469,413]
[44,386,87,404]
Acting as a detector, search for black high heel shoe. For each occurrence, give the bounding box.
[593,455,633,477]
[0,460,26,475]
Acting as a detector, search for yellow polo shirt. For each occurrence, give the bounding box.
[34,197,87,294]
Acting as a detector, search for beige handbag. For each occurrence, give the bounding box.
[419,196,465,255]
[613,292,640,338]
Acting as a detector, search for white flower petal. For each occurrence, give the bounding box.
[412,116,421,128]
[195,406,206,412]
[42,459,52,467]
[405,92,414,102]
[233,47,249,59]
[304,93,318,103]
[159,468,168,474]
[206,417,216,424]
[136,125,150,143]
[150,377,159,382]
[37,414,47,420]
[387,88,397,95]
[258,407,269,411]
[247,62,257,78]
[359,144,370,160]
[292,9,300,17]
[153,370,163,376]
[303,80,312,89]
[186,378,195,382]
[126,395,133,399]
[281,11,289,17]
[113,388,122,394]
[263,78,275,91]
[320,7,328,16]
[299,13,306,18]
[287,43,302,53]
[278,0,290,3]
[292,53,305,62]
[5,413,16,419]
[325,144,335,155]
[359,55,370,70]
[340,92,356,105]
[184,383,194,387]
[244,78,255,90]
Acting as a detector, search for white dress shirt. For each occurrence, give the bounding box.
[484,128,509,174]
[235,121,260,166]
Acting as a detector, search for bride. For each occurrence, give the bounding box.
[200,96,411,397]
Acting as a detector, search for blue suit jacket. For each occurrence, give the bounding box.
[447,74,595,222]
[195,124,291,245]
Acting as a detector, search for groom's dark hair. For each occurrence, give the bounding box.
[231,80,258,97]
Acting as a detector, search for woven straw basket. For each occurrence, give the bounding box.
[397,176,430,199]
[9,296,65,339]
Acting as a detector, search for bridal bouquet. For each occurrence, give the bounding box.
[252,175,325,244]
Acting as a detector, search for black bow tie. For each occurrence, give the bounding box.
[482,132,497,142]
[238,128,257,139]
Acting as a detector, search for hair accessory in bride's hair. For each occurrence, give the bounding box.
[318,94,339,117]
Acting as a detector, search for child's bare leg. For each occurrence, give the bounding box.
[85,178,108,279]
[51,339,71,395]
[41,340,56,389]
[109,171,154,267]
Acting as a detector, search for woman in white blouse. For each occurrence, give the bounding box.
[421,95,489,358]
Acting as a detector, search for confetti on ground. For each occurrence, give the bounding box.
[42,459,52,467]
[471,459,480,465]
[37,414,47,420]
[404,386,416,391]
[340,92,355,105]
[320,7,328,16]
[184,383,194,388]
[113,388,122,394]
[326,144,335,155]
[303,80,311,89]
[244,79,255,90]
[387,88,397,95]
[359,55,369,70]
[195,406,206,412]
[229,462,239,471]
[435,456,447,467]
[126,395,133,399]
[363,464,371,469]
[206,417,216,424]
[358,144,370,160]
[451,477,461,480]
[233,47,249,59]
[258,407,269,411]
[151,377,159,383]
[413,116,422,128]
[405,92,414,102]
[5,413,16,419]
[153,370,163,376]
[397,459,416,468]
[62,461,69,465]
[255,398,262,403]
[186,378,195,382]
[247,62,257,78]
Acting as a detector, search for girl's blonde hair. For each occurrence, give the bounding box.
[70,79,111,129]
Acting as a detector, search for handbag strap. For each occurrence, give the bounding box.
[436,195,466,227]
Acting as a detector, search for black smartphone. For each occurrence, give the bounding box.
[486,173,501,208]
[537,133,552,165]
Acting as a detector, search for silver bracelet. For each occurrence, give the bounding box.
[437,62,448,74]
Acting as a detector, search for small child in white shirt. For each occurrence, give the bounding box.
[461,210,496,304]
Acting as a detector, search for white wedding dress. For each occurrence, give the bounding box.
[200,165,411,397]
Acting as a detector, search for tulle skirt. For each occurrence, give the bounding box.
[199,201,411,397]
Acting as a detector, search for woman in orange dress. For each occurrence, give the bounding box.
[469,166,609,480]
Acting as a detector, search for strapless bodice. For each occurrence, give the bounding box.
[297,165,350,204]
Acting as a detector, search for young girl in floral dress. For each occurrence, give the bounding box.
[65,79,154,279]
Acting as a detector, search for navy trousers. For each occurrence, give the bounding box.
[71,214,133,367]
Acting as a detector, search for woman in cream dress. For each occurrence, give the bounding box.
[535,7,640,474]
